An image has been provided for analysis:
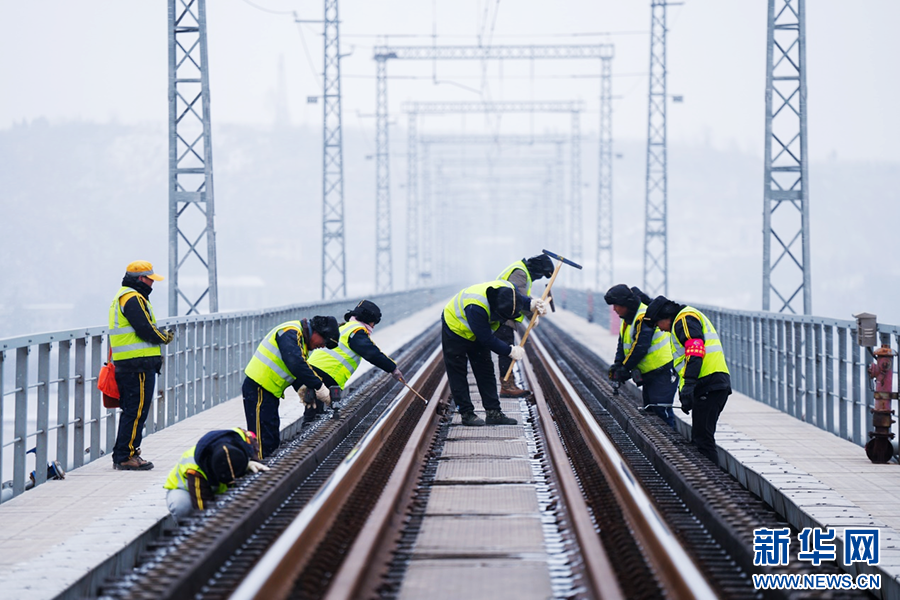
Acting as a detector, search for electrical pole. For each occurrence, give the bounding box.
[167,0,219,316]
[763,0,811,314]
[642,0,668,297]
[596,56,613,292]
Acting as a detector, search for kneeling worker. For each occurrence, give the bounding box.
[496,254,555,397]
[604,284,676,429]
[164,427,269,522]
[443,280,547,426]
[306,300,403,422]
[242,316,340,458]
[645,296,732,464]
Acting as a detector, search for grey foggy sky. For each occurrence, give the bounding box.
[1,0,899,162]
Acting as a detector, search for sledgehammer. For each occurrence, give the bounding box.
[503,249,583,381]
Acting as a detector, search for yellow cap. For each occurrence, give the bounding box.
[125,260,164,281]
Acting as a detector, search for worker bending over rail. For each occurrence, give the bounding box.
[442,280,547,426]
[242,316,340,458]
[604,284,677,429]
[163,427,269,522]
[645,296,732,464]
[495,254,555,398]
[306,300,403,424]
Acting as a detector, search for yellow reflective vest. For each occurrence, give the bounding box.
[620,303,673,374]
[307,321,369,389]
[443,280,515,341]
[670,306,730,390]
[163,428,252,495]
[244,321,308,397]
[108,286,162,362]
[497,260,533,323]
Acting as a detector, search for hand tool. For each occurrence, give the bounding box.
[400,378,429,403]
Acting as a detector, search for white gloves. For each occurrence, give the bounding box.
[247,461,270,474]
[315,384,330,403]
[530,298,548,316]
[297,385,308,399]
[509,345,526,361]
[391,368,404,382]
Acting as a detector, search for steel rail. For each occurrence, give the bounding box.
[229,346,444,600]
[528,332,718,600]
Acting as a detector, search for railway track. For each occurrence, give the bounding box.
[98,320,873,600]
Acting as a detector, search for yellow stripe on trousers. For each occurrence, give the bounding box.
[255,387,263,459]
[128,372,146,459]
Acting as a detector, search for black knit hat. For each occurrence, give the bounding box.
[486,285,518,322]
[604,284,640,311]
[344,299,382,325]
[310,315,340,348]
[644,295,681,323]
[208,442,250,486]
[524,254,555,279]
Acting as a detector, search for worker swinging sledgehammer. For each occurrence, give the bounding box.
[503,249,583,382]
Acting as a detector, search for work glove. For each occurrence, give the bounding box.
[246,461,270,474]
[391,368,404,382]
[161,329,175,345]
[530,298,548,316]
[296,385,308,400]
[607,363,628,383]
[509,345,526,361]
[315,384,331,404]
[680,384,695,414]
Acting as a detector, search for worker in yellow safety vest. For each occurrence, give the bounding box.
[163,427,269,522]
[645,296,732,464]
[495,254,555,398]
[442,280,547,426]
[306,300,402,423]
[604,284,677,429]
[108,260,174,471]
[241,316,340,458]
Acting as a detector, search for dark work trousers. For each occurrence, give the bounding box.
[442,326,502,416]
[641,364,677,429]
[495,322,515,378]
[242,377,281,459]
[692,387,730,464]
[112,370,156,464]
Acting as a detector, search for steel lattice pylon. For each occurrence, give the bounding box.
[374,55,393,293]
[643,0,668,298]
[405,112,418,290]
[322,0,346,299]
[763,0,811,314]
[168,0,218,316]
[596,57,613,292]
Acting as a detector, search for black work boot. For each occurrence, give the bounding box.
[485,409,517,425]
[460,412,485,426]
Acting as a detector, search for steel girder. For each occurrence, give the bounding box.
[167,0,219,315]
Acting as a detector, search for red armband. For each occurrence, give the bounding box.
[684,338,705,358]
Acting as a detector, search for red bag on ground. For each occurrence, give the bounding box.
[98,345,120,408]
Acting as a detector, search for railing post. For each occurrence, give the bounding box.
[13,347,28,497]
[90,336,102,461]
[34,342,51,486]
[838,326,848,440]
[825,324,835,434]
[73,338,86,469]
[776,319,785,412]
[57,341,70,471]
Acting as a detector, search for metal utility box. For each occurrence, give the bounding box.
[853,312,878,347]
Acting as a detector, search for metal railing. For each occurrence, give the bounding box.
[557,288,890,451]
[0,287,454,501]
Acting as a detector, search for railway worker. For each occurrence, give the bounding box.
[495,254,556,398]
[164,427,270,522]
[305,300,403,424]
[242,316,340,458]
[604,284,677,429]
[645,296,732,464]
[442,280,548,426]
[108,260,174,471]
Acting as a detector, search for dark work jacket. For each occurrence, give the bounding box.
[451,286,531,356]
[275,324,324,392]
[670,309,731,396]
[312,328,396,387]
[115,276,166,374]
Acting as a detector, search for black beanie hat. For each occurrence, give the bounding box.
[208,442,250,486]
[344,299,382,325]
[604,284,640,311]
[524,254,555,279]
[644,295,681,323]
[486,285,518,322]
[310,315,340,346]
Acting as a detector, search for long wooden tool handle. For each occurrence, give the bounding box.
[503,261,563,381]
[401,379,429,403]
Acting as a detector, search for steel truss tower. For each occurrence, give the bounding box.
[167,0,218,315]
[373,44,613,291]
[643,0,669,297]
[405,111,418,290]
[763,0,811,314]
[596,57,613,292]
[322,0,347,299]
[405,102,582,287]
